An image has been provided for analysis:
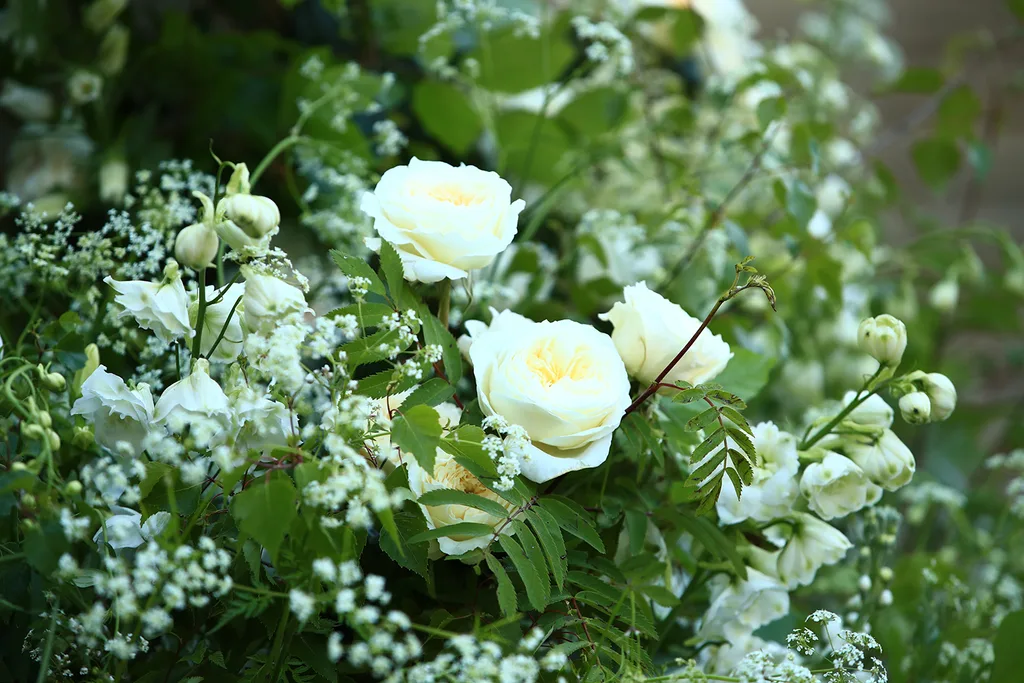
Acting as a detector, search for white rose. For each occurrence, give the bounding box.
[767,512,852,588]
[845,429,915,492]
[360,158,525,283]
[921,372,956,421]
[898,391,931,425]
[242,268,309,332]
[465,309,631,483]
[599,281,732,387]
[842,391,894,428]
[700,568,789,642]
[800,451,882,520]
[857,314,907,366]
[714,422,799,525]
[190,283,245,362]
[407,451,514,556]
[104,263,192,343]
[154,359,231,442]
[71,365,155,456]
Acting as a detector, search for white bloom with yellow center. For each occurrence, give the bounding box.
[407,452,513,556]
[600,281,732,388]
[360,158,525,283]
[464,309,631,483]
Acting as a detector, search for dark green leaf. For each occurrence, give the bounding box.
[713,348,776,401]
[230,474,298,562]
[471,22,576,93]
[727,427,757,460]
[356,368,417,399]
[407,521,495,544]
[725,466,744,501]
[380,510,431,578]
[498,534,549,611]
[540,498,605,553]
[720,407,752,435]
[418,489,510,519]
[624,509,648,557]
[402,378,457,410]
[331,250,386,297]
[512,519,551,605]
[342,328,413,367]
[378,239,406,306]
[422,313,463,386]
[685,407,721,433]
[641,585,680,607]
[887,67,944,94]
[391,404,443,472]
[328,302,396,329]
[528,508,567,591]
[688,450,725,486]
[486,553,518,617]
[672,386,705,403]
[911,136,962,191]
[412,80,482,154]
[937,85,981,138]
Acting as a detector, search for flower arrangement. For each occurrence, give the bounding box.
[1,0,1023,682]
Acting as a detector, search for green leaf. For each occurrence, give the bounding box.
[668,510,746,579]
[230,474,298,562]
[527,508,567,591]
[720,407,752,435]
[690,427,726,464]
[937,85,981,138]
[377,507,402,557]
[380,510,431,578]
[756,96,787,130]
[694,470,724,515]
[713,348,776,402]
[391,404,443,472]
[331,250,386,297]
[356,368,417,399]
[685,407,720,433]
[559,87,629,136]
[498,534,548,611]
[512,519,551,605]
[417,489,510,519]
[624,509,648,557]
[328,302,396,330]
[342,328,413,367]
[992,610,1024,683]
[887,67,945,94]
[422,313,463,386]
[379,239,406,306]
[641,584,681,607]
[911,136,962,191]
[412,80,483,154]
[471,22,575,93]
[402,377,456,410]
[407,521,496,544]
[725,466,744,500]
[688,449,725,486]
[1011,0,1024,20]
[732,449,754,485]
[727,427,757,460]
[540,498,605,553]
[486,553,518,617]
[672,386,705,403]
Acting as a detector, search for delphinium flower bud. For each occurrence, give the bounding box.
[898,391,931,425]
[217,163,280,239]
[921,373,956,421]
[857,314,907,366]
[174,223,219,270]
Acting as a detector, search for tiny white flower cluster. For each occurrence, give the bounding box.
[373,119,408,157]
[420,0,540,77]
[987,449,1024,519]
[481,415,528,490]
[571,16,635,77]
[576,209,661,287]
[297,150,374,250]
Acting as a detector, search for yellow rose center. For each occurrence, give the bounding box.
[523,339,593,387]
[423,183,481,207]
[429,458,491,496]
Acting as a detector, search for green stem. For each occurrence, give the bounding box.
[799,368,887,450]
[190,267,207,358]
[36,597,59,683]
[266,607,291,682]
[437,280,451,330]
[203,295,244,360]
[250,135,302,187]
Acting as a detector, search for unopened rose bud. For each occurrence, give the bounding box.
[72,426,94,449]
[174,222,219,269]
[35,411,52,429]
[879,566,894,582]
[899,391,931,425]
[218,193,280,239]
[857,314,907,367]
[921,372,956,421]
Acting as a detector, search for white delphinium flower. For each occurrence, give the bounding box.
[154,359,231,442]
[699,568,789,641]
[71,365,155,456]
[94,508,171,550]
[800,451,882,520]
[844,429,916,492]
[105,261,193,343]
[713,422,800,524]
[217,163,281,242]
[766,512,853,588]
[241,268,309,333]
[189,283,246,361]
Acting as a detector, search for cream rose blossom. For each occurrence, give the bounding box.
[600,281,732,387]
[360,158,525,283]
[464,309,631,483]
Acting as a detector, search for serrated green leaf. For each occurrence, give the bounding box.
[486,553,518,617]
[704,389,746,409]
[379,239,406,305]
[331,250,386,297]
[641,584,681,607]
[230,474,297,562]
[690,427,726,464]
[328,302,395,330]
[685,407,721,432]
[391,404,443,472]
[377,507,403,557]
[528,508,567,591]
[380,510,430,578]
[727,427,756,459]
[512,519,551,605]
[342,328,413,367]
[694,471,724,515]
[720,407,752,435]
[624,509,648,557]
[422,313,463,386]
[498,534,548,611]
[407,521,495,544]
[356,368,417,399]
[725,466,744,500]
[672,386,705,403]
[731,449,754,485]
[540,498,605,553]
[689,450,726,487]
[402,377,456,410]
[418,488,510,519]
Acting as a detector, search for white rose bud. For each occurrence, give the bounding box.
[360,158,525,283]
[599,281,732,387]
[464,309,631,483]
[857,314,907,366]
[921,372,956,421]
[842,391,894,428]
[846,429,916,492]
[800,451,882,520]
[218,193,280,239]
[928,278,959,314]
[174,223,219,270]
[898,391,931,425]
[67,70,103,105]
